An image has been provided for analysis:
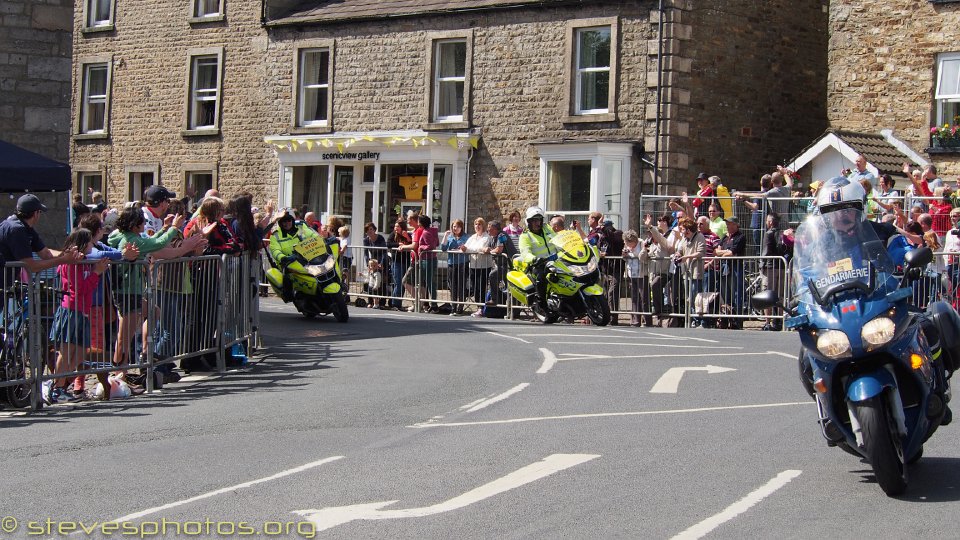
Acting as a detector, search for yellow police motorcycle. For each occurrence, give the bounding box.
[266,236,349,322]
[506,230,610,325]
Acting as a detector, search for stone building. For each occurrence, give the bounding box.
[827,0,960,177]
[1,0,73,241]
[71,0,827,232]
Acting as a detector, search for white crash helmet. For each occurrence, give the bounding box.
[525,206,545,223]
[815,176,866,217]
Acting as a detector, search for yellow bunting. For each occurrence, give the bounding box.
[320,139,332,147]
[336,142,345,153]
[447,137,459,149]
[305,140,315,150]
[290,141,299,151]
[469,136,480,149]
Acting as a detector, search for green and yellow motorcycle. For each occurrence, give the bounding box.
[506,230,611,325]
[266,236,349,322]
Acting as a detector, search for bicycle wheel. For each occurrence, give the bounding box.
[4,339,32,408]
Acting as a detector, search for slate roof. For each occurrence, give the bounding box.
[791,129,921,179]
[832,130,917,179]
[269,0,587,25]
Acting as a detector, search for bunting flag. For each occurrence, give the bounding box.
[263,133,481,153]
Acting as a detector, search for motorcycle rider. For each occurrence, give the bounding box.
[269,208,321,302]
[804,177,952,422]
[518,206,558,310]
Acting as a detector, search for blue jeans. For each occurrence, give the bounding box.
[390,260,405,308]
[687,276,703,326]
[419,258,438,306]
[154,290,184,361]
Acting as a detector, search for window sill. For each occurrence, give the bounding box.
[562,113,617,125]
[181,128,220,138]
[423,121,470,131]
[290,125,333,135]
[81,24,115,35]
[926,146,960,154]
[189,15,225,25]
[73,132,110,141]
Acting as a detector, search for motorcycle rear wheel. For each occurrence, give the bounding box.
[857,396,908,496]
[531,301,558,324]
[583,294,611,326]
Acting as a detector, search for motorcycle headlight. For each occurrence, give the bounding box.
[816,330,851,359]
[306,258,335,277]
[568,258,598,277]
[861,316,896,350]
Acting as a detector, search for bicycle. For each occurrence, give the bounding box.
[1,282,34,408]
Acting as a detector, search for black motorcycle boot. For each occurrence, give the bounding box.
[281,277,294,302]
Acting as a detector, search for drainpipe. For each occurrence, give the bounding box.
[652,0,665,195]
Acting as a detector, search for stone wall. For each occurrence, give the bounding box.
[70,0,277,207]
[657,0,829,193]
[1,0,73,244]
[268,3,655,224]
[828,1,960,176]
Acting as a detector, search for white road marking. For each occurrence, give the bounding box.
[555,352,774,362]
[409,401,813,428]
[485,331,532,344]
[111,456,344,522]
[548,342,741,349]
[537,348,558,374]
[459,397,490,410]
[293,454,600,531]
[518,333,684,340]
[650,365,737,394]
[670,470,802,540]
[767,350,796,359]
[644,331,718,343]
[464,383,530,412]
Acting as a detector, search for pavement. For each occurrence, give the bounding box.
[1,298,959,539]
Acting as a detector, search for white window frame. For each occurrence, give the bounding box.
[574,26,612,115]
[298,48,331,127]
[84,0,115,30]
[184,165,218,208]
[75,169,106,204]
[564,18,618,123]
[935,52,960,126]
[125,164,159,202]
[184,48,223,134]
[536,142,633,229]
[193,0,223,19]
[432,39,466,122]
[80,63,109,134]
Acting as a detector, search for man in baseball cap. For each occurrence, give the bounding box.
[142,185,177,237]
[0,194,81,275]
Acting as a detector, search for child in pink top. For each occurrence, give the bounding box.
[44,228,108,404]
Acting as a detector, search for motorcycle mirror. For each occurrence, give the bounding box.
[904,246,933,269]
[751,289,780,310]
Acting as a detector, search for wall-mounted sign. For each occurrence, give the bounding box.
[320,151,381,160]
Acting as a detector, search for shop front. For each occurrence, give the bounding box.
[265,130,477,232]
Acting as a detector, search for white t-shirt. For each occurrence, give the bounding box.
[142,206,165,238]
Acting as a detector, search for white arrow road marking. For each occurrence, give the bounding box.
[555,352,771,362]
[766,350,796,359]
[111,456,344,523]
[464,383,529,412]
[650,365,737,393]
[410,401,813,428]
[293,454,600,532]
[484,331,531,344]
[537,347,558,374]
[670,470,802,540]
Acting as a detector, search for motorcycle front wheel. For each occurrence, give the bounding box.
[583,294,611,326]
[330,291,349,323]
[856,396,907,496]
[3,340,32,408]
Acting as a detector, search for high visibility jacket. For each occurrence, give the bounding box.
[269,222,319,263]
[519,226,557,263]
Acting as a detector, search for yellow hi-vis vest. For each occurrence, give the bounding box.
[715,185,733,218]
[269,222,319,262]
[519,227,558,263]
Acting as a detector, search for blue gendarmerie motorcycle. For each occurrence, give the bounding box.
[754,209,959,496]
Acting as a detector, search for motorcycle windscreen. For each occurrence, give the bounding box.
[549,230,590,263]
[792,209,897,305]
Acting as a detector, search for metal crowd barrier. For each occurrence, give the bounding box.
[342,243,793,327]
[0,252,263,410]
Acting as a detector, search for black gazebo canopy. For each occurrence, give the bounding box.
[0,139,71,192]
